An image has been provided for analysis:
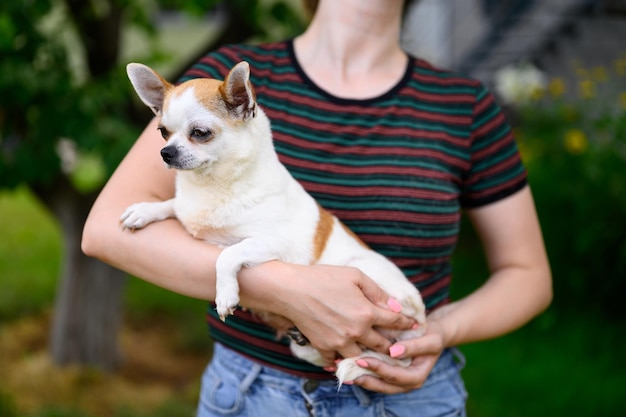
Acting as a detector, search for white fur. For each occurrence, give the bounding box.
[121,61,427,384]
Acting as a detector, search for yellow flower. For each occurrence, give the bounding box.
[548,78,566,98]
[578,79,595,99]
[564,129,588,154]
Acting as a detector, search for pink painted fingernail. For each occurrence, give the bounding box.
[412,323,420,330]
[389,344,405,358]
[356,359,369,368]
[323,366,337,372]
[387,298,403,313]
[343,380,354,385]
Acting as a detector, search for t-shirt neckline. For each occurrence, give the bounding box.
[286,39,413,105]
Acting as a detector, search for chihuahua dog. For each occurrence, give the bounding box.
[120,61,427,383]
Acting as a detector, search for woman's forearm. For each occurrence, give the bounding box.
[429,263,552,348]
[432,186,553,347]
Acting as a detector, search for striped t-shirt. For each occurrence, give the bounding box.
[180,40,527,379]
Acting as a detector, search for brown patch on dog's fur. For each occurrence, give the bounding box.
[168,79,229,117]
[311,205,335,263]
[162,63,255,130]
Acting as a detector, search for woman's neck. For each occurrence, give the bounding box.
[293,0,408,99]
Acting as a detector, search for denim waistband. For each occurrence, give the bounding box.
[211,342,465,399]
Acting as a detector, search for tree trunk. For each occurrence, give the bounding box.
[33,177,127,370]
[50,234,126,370]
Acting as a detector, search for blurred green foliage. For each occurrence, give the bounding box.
[0,0,138,192]
[515,72,626,318]
[0,0,306,194]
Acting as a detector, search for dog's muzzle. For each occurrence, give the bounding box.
[161,146,177,165]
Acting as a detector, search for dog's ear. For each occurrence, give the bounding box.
[126,63,173,115]
[220,61,257,121]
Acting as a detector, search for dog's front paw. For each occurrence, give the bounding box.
[215,291,240,322]
[120,201,173,230]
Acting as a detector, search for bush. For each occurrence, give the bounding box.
[514,77,626,318]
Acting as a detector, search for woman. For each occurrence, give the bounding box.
[82,0,552,415]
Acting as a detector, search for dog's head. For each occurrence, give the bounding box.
[126,61,261,172]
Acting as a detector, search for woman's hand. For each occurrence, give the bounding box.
[348,319,447,394]
[242,262,417,367]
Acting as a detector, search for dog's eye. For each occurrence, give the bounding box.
[157,127,170,140]
[191,128,212,142]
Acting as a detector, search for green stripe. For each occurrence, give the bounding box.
[473,143,517,172]
[406,78,477,95]
[316,199,460,214]
[289,171,457,193]
[356,225,457,238]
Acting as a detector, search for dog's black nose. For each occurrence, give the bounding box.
[160,146,177,164]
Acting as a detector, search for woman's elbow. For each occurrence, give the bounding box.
[81,214,107,260]
[536,265,554,314]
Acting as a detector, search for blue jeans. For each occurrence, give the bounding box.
[197,343,467,417]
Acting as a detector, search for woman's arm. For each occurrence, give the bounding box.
[351,186,553,392]
[82,118,415,362]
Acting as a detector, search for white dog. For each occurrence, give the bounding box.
[121,61,427,383]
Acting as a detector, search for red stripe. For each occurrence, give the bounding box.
[301,182,455,200]
[474,153,522,180]
[420,274,452,298]
[333,209,460,225]
[402,88,475,105]
[411,65,479,87]
[359,234,458,248]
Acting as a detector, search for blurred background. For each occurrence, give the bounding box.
[0,0,624,416]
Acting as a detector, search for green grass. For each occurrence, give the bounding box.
[1,188,624,416]
[451,221,626,416]
[0,187,62,319]
[461,312,625,416]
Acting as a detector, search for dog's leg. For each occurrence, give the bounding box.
[214,238,278,321]
[120,199,176,230]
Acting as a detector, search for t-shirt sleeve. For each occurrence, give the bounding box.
[460,83,527,208]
